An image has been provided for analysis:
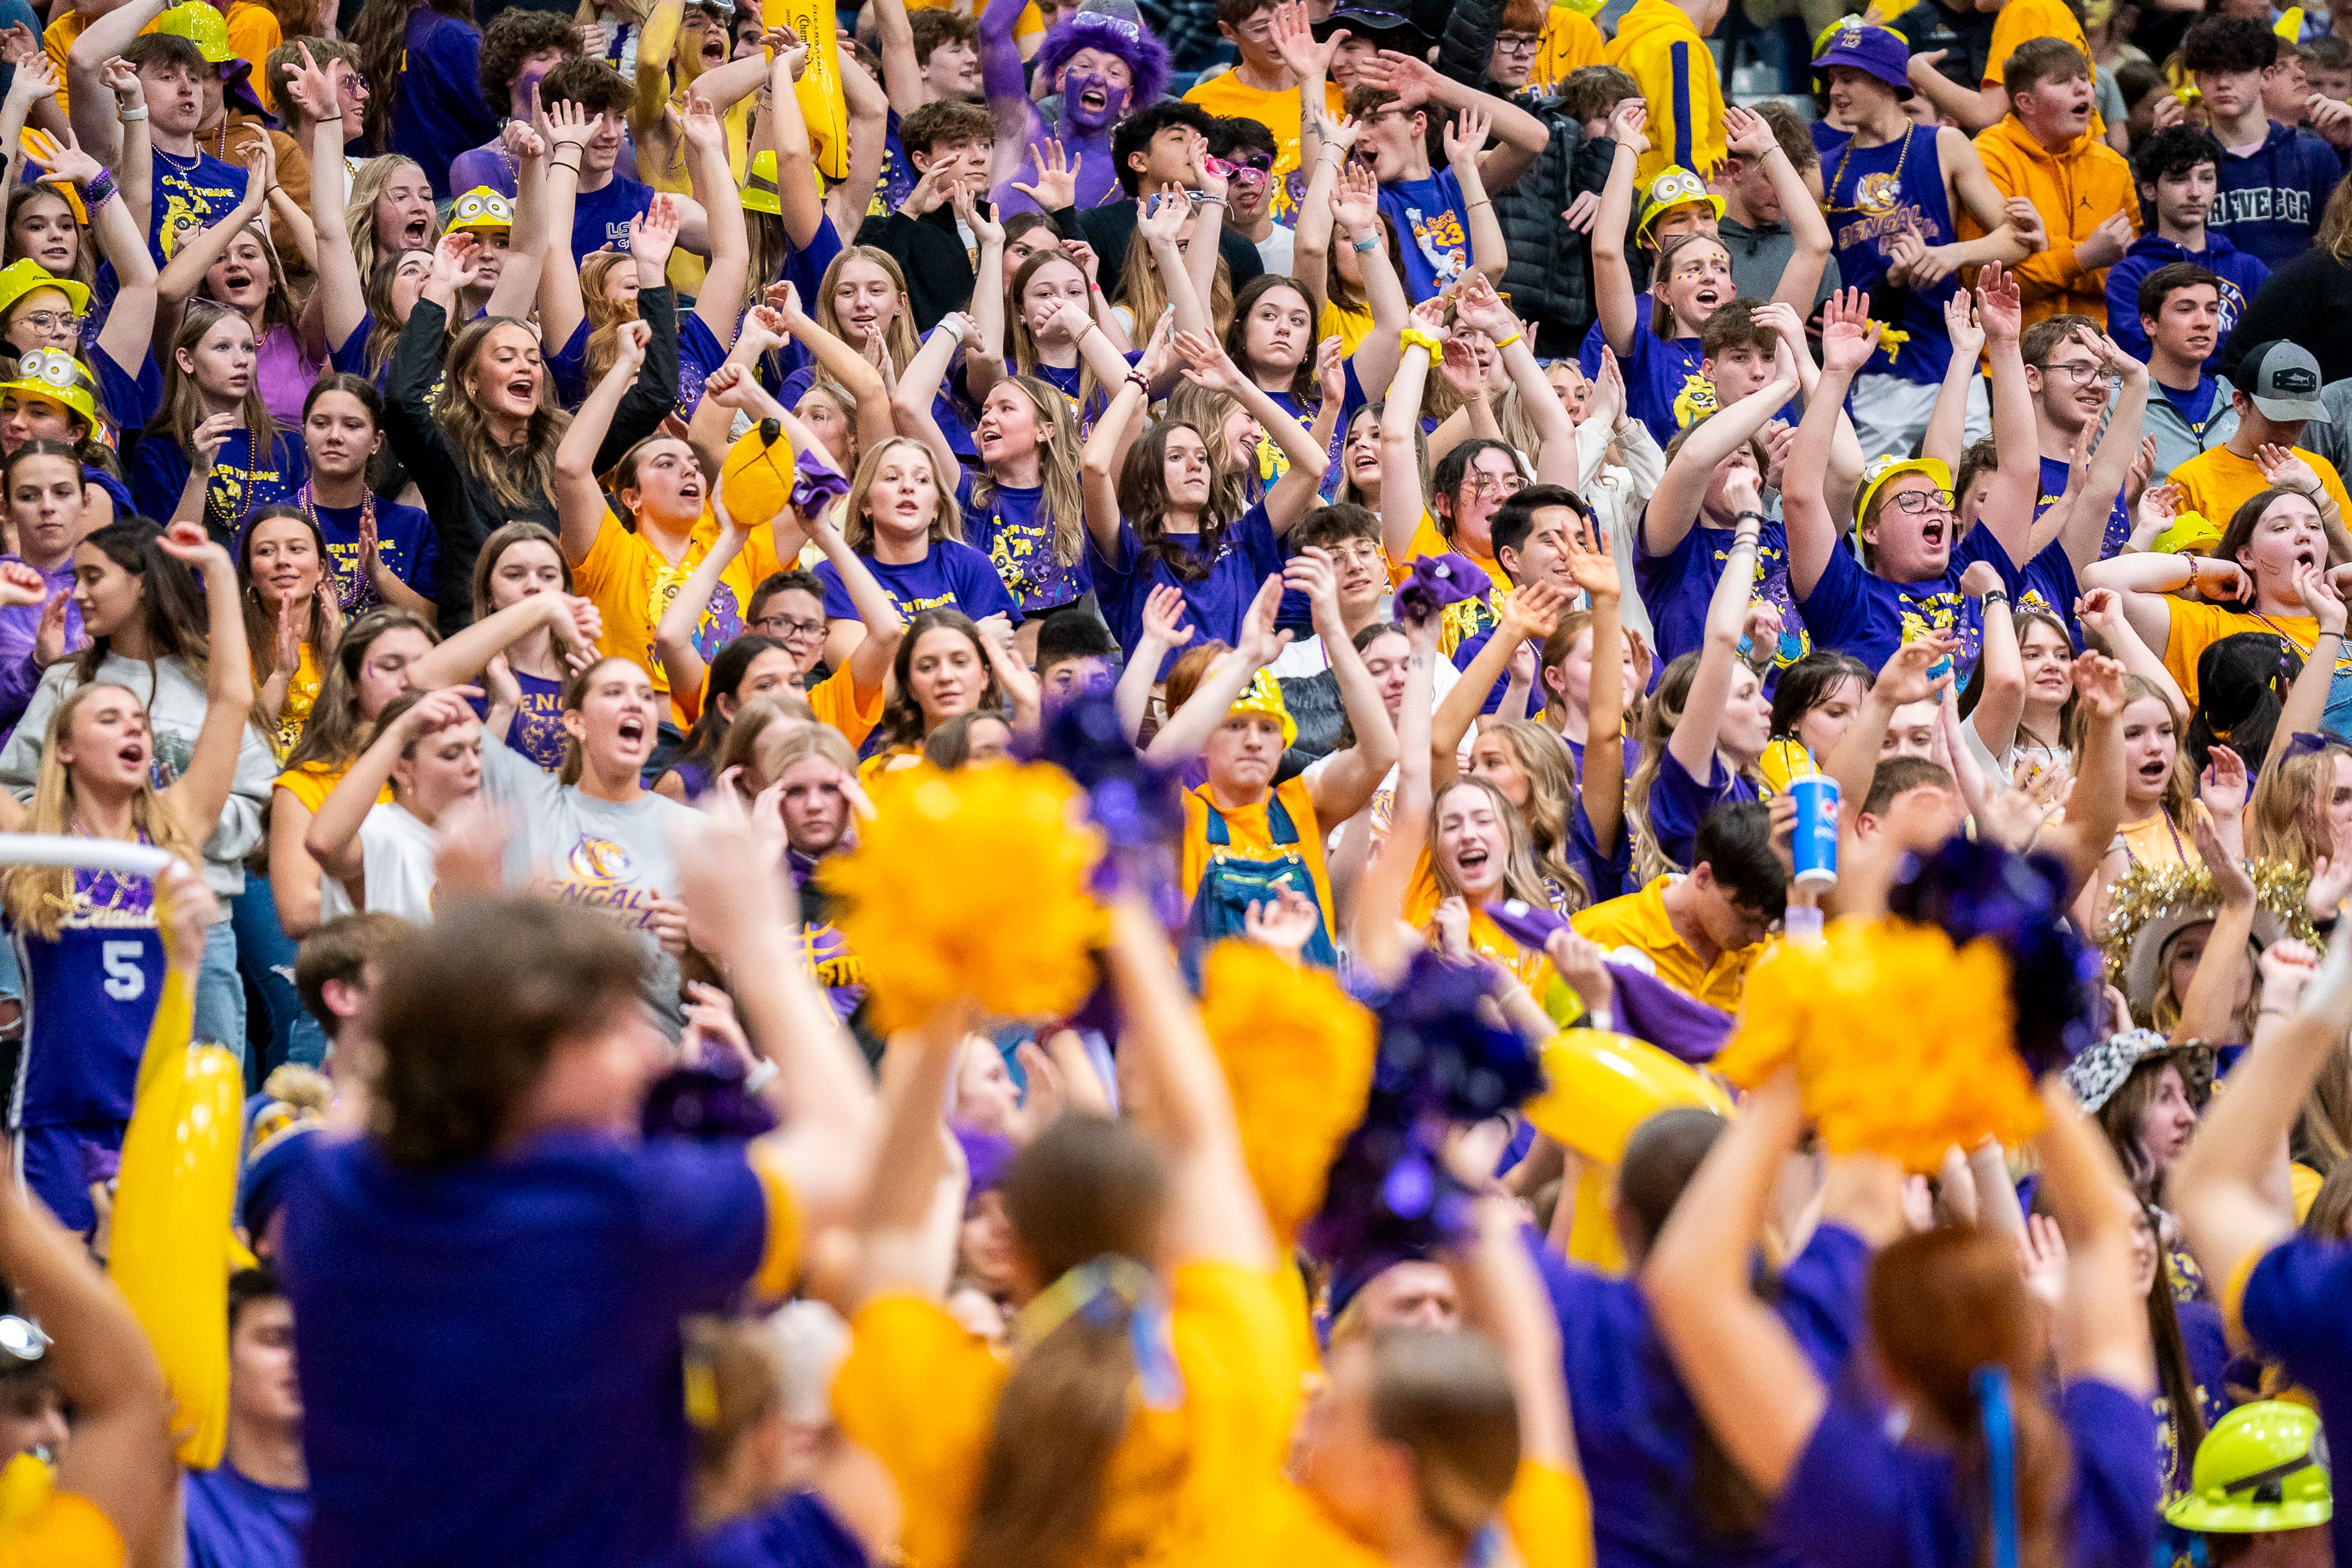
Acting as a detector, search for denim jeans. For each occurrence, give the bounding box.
[193,916,245,1074]
[233,877,309,1078]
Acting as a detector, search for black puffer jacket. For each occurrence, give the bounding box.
[1495,110,1613,357]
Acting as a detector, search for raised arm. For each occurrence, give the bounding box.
[488,123,551,320]
[154,526,256,843]
[1295,550,1398,824]
[762,42,832,251]
[1137,189,1212,342]
[2054,328,2150,574]
[1964,562,2024,761]
[1171,330,1327,532]
[976,0,1033,147]
[1115,587,1190,741]
[680,99,748,345]
[1379,301,1444,568]
[1824,637,1950,818]
[1456,272,1575,489]
[1143,576,1289,764]
[1920,288,1986,477]
[287,47,364,352]
[1101,894,1276,1270]
[869,0,923,114]
[677,804,878,1231]
[157,142,268,326]
[2173,929,2352,1298]
[654,509,750,720]
[1329,157,1413,399]
[46,125,155,376]
[2036,1079,2155,1393]
[1431,584,1567,788]
[0,57,58,217]
[1665,500,1766,778]
[1785,288,1879,599]
[828,46,891,240]
[2274,569,2346,747]
[410,592,600,692]
[1080,377,1148,561]
[963,187,1009,402]
[1355,48,1547,193]
[1642,1069,1825,1496]
[1646,341,1798,559]
[554,318,653,564]
[1591,100,1648,358]
[1350,608,1436,979]
[892,312,975,484]
[66,0,166,161]
[1453,1196,1578,1477]
[306,688,478,880]
[537,98,597,357]
[1445,107,1509,284]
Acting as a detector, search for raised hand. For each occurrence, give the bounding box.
[3,51,57,113]
[1269,0,1340,80]
[31,591,72,666]
[1137,184,1190,247]
[1501,579,1569,641]
[1172,326,1246,394]
[544,96,595,151]
[1942,289,1985,362]
[1452,269,1518,341]
[611,317,653,374]
[97,55,141,108]
[1607,96,1649,156]
[896,160,960,219]
[629,194,682,277]
[1975,260,2022,345]
[679,92,725,154]
[502,119,546,164]
[1818,287,1883,378]
[1443,104,1493,167]
[1139,582,1193,646]
[189,411,241,467]
[1960,560,2004,599]
[951,181,1005,248]
[1355,47,1440,108]
[1332,159,1381,239]
[2070,649,2127,718]
[1283,545,1344,626]
[2296,559,2350,635]
[2201,742,2250,823]
[0,561,43,610]
[430,230,483,291]
[2258,443,2324,497]
[155,520,232,575]
[1586,347,1625,429]
[1431,895,1472,959]
[1010,137,1080,211]
[1316,333,1347,407]
[34,125,100,190]
[1047,299,1097,345]
[1561,505,1619,600]
[1234,573,1294,667]
[1877,633,1959,706]
[1722,102,1776,160]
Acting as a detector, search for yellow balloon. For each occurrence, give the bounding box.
[107,970,242,1470]
[1525,1029,1736,1166]
[762,0,848,179]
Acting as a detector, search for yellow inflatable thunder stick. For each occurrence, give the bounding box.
[718,417,800,530]
[1523,1029,1736,1275]
[104,864,243,1470]
[763,0,848,179]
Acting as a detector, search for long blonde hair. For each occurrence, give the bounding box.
[840,436,964,554]
[1428,776,1552,913]
[345,156,441,298]
[1,684,205,938]
[971,376,1085,570]
[436,317,574,513]
[1479,719,1589,912]
[2248,739,2352,872]
[815,247,921,375]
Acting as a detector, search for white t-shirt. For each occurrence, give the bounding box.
[356,802,442,922]
[1256,225,1296,277]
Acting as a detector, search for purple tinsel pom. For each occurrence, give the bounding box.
[1887,837,2103,1079]
[1393,552,1491,628]
[1303,952,1540,1263]
[1019,686,1186,929]
[642,1066,780,1143]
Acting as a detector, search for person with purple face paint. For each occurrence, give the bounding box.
[984,0,1169,217]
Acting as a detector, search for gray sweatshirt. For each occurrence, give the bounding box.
[0,654,277,901]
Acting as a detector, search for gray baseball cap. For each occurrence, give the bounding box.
[2238,339,2331,423]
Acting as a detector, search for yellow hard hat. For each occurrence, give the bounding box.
[154,3,235,64]
[1635,166,1725,246]
[744,149,782,217]
[445,187,514,234]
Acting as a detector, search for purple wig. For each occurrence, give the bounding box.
[1034,7,1171,111]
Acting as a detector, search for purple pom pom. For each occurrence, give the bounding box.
[1394,552,1491,628]
[642,1066,780,1142]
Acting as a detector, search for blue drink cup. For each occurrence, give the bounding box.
[1789,774,1839,892]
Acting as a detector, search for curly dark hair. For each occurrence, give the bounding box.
[478,9,580,109]
[373,898,650,1168]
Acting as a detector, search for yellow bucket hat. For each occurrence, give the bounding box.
[1635,166,1725,246]
[445,187,513,234]
[0,260,90,325]
[154,2,234,62]
[1856,454,1953,525]
[1228,667,1297,749]
[0,348,101,429]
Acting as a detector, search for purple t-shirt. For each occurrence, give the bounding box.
[0,556,76,743]
[2241,1237,2352,1568]
[1770,1378,2158,1568]
[1794,524,2024,684]
[1089,500,1283,677]
[1648,747,1757,873]
[279,1129,775,1568]
[1636,514,1811,674]
[812,539,1019,626]
[687,1490,867,1568]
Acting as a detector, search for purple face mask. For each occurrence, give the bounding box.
[1063,70,1129,131]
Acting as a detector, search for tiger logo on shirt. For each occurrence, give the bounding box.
[565,837,636,883]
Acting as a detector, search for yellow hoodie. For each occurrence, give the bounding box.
[1604,0,1725,187]
[1964,114,2137,331]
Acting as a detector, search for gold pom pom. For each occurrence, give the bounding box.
[1199,940,1377,1245]
[2100,857,2316,990]
[1716,919,2044,1172]
[823,762,1108,1031]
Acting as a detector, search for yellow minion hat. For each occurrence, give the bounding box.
[1229,667,1297,749]
[445,186,514,233]
[1636,165,1726,246]
[0,260,89,325]
[2277,7,2305,42]
[1855,454,1951,524]
[154,2,235,62]
[2152,510,2221,555]
[744,149,782,217]
[0,348,100,429]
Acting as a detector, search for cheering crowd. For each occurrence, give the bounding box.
[6,0,2352,1559]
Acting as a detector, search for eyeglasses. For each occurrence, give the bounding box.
[2037,358,2108,384]
[756,612,828,642]
[1884,487,1956,515]
[1468,472,1526,499]
[15,311,81,334]
[1493,31,1542,51]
